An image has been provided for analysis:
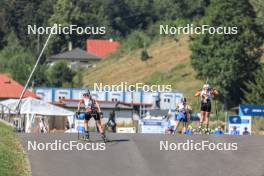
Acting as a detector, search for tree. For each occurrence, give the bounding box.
[0,32,35,84]
[250,0,264,31]
[48,0,111,54]
[244,65,264,104]
[190,0,263,108]
[48,61,74,87]
[33,65,50,86]
[2,0,54,53]
[73,66,84,88]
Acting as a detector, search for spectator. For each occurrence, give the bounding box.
[242,127,250,135]
[214,126,224,135]
[65,120,70,130]
[230,126,240,135]
[38,117,49,133]
[184,125,193,135]
[165,111,174,134]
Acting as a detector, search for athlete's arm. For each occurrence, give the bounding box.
[195,91,201,97]
[77,99,83,111]
[95,101,101,112]
[211,88,219,96]
[213,89,219,96]
[176,103,179,110]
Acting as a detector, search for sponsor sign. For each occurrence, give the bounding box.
[139,119,169,134]
[240,104,264,116]
[228,116,251,135]
[116,127,136,133]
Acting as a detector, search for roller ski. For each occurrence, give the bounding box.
[194,125,209,134]
[80,135,91,142]
[79,131,91,142]
[101,133,109,143]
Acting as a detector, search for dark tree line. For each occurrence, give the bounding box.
[0,0,210,86]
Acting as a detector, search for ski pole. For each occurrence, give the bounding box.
[215,98,218,127]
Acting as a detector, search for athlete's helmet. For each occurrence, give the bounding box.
[203,84,210,89]
[181,97,187,103]
[83,89,90,97]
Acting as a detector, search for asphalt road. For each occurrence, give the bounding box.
[18,133,264,176]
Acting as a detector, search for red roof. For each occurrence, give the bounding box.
[0,74,37,99]
[86,39,120,58]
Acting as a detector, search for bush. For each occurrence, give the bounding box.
[48,61,75,87]
[140,50,151,61]
[122,31,151,51]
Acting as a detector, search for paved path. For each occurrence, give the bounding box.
[18,133,264,176]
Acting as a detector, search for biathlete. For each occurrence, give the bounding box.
[195,84,218,133]
[173,98,191,134]
[77,91,107,142]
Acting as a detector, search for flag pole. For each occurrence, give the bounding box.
[16,26,54,114]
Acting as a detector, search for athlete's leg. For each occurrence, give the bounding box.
[183,112,188,133]
[84,113,91,139]
[204,103,211,132]
[183,122,188,133]
[174,120,180,133]
[199,111,205,128]
[174,112,183,133]
[93,112,107,141]
[99,117,105,132]
[96,120,104,134]
[84,119,90,139]
[205,112,210,132]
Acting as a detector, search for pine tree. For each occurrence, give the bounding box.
[244,65,264,104]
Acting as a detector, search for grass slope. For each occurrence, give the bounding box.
[0,122,30,176]
[84,36,203,106]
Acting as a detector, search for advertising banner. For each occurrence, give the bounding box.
[228,115,251,135]
[239,104,264,116]
[75,113,85,133]
[138,119,169,134]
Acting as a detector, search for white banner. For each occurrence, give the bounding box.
[138,119,168,134]
[228,116,251,135]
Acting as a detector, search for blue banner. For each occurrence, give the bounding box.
[239,104,264,116]
[229,116,241,124]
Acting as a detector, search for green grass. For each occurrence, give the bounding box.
[0,122,30,176]
[145,60,203,111]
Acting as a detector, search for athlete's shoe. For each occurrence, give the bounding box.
[204,128,210,135]
[101,134,109,143]
[196,126,202,134]
[81,135,91,142]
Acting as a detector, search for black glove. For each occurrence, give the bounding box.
[76,111,80,115]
